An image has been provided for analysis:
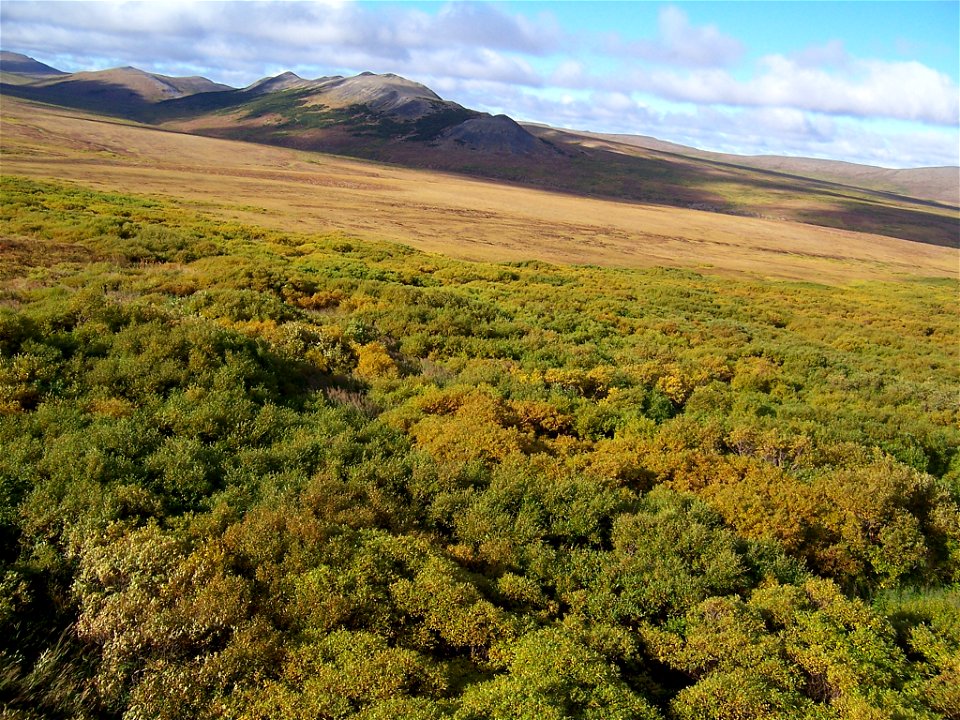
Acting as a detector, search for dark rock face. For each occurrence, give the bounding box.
[441,114,547,155]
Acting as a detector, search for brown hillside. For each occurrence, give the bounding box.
[560,129,960,207]
[2,54,955,248]
[1,97,955,283]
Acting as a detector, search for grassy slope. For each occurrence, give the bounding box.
[177,112,960,249]
[2,92,958,719]
[1,97,956,284]
[523,126,959,248]
[149,89,959,249]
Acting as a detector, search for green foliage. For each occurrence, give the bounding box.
[247,630,448,720]
[1,175,957,718]
[457,626,662,720]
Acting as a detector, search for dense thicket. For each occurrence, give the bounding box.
[1,176,957,719]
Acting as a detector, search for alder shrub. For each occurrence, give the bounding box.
[1,176,957,718]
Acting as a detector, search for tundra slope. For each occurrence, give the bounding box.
[1,96,956,283]
[1,52,957,247]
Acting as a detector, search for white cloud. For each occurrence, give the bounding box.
[550,59,587,88]
[612,5,744,67]
[430,2,560,55]
[1,1,550,92]
[749,55,959,125]
[409,47,541,87]
[791,39,850,68]
[432,79,957,167]
[566,54,960,127]
[0,1,560,74]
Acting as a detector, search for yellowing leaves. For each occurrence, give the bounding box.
[732,355,782,394]
[355,341,399,380]
[411,390,533,465]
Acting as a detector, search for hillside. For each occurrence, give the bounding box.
[156,70,556,159]
[0,50,66,76]
[1,171,957,720]
[558,128,960,206]
[1,54,956,249]
[1,96,955,283]
[0,59,555,159]
[2,64,231,115]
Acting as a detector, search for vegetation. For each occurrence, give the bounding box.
[240,93,398,135]
[0,175,957,719]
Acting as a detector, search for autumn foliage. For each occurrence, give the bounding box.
[0,177,957,719]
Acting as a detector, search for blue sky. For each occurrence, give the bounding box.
[1,1,957,167]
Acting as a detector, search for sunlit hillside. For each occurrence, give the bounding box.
[1,98,956,283]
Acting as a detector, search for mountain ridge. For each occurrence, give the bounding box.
[3,53,954,174]
[1,57,559,159]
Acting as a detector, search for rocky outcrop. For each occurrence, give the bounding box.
[440,114,550,155]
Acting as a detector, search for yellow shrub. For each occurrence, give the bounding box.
[731,356,780,393]
[657,369,694,405]
[411,391,531,464]
[510,399,572,436]
[355,342,398,380]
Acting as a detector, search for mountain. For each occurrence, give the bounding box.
[311,72,443,117]
[244,70,319,95]
[0,53,956,247]
[156,70,558,159]
[56,66,229,100]
[0,58,555,158]
[0,62,231,115]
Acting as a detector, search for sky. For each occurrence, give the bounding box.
[1,1,958,168]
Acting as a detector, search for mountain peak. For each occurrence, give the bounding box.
[245,70,314,95]
[318,72,443,118]
[439,114,551,156]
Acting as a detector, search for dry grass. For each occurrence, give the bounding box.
[1,97,956,283]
